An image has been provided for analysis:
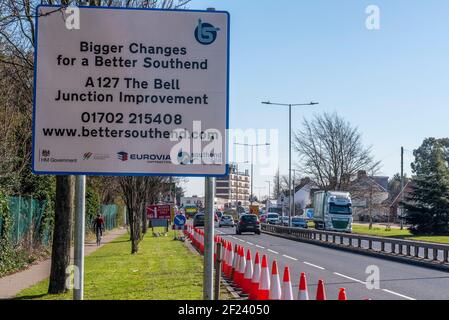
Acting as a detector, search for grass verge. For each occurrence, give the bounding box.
[15,231,230,300]
[352,225,449,245]
[306,221,449,245]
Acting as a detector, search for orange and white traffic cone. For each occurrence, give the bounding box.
[316,279,326,300]
[231,244,238,280]
[226,242,233,278]
[237,246,246,289]
[338,288,347,300]
[223,242,229,276]
[297,272,309,300]
[257,255,270,300]
[199,230,204,253]
[242,249,253,294]
[220,241,226,273]
[233,246,242,285]
[214,236,221,262]
[269,260,281,300]
[249,252,261,300]
[281,266,293,300]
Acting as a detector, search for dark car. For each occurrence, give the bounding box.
[193,213,205,228]
[292,216,308,229]
[236,214,261,235]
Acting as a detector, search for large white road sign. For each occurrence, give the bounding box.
[32,6,229,176]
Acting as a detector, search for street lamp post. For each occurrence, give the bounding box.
[235,143,270,206]
[266,180,271,200]
[262,101,318,227]
[291,169,300,217]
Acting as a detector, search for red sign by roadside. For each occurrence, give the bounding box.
[147,205,171,219]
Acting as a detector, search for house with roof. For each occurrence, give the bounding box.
[389,180,414,220]
[349,171,390,222]
[277,177,319,215]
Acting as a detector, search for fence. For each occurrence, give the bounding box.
[0,196,123,247]
[0,196,52,247]
[101,204,119,230]
[262,224,449,267]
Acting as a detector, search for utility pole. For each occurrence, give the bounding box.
[291,169,300,217]
[400,146,404,230]
[251,145,254,205]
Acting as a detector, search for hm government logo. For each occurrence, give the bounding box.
[195,19,220,45]
[117,152,128,162]
[41,149,50,158]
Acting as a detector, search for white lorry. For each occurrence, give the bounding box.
[313,191,353,232]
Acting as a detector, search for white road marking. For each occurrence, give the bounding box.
[231,236,238,240]
[256,245,265,249]
[333,272,366,285]
[238,238,245,242]
[216,230,224,234]
[303,262,325,270]
[268,249,279,254]
[382,289,416,301]
[282,254,298,261]
[246,242,254,246]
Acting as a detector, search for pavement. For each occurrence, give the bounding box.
[216,226,449,300]
[0,228,128,299]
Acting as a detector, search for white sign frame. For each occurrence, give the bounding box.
[32,5,230,177]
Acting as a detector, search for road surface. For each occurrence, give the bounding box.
[215,226,449,300]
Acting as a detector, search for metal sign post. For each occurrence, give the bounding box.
[74,175,86,300]
[203,176,215,300]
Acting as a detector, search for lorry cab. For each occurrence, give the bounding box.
[313,191,353,233]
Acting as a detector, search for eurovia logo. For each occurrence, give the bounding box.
[195,19,220,45]
[117,152,128,162]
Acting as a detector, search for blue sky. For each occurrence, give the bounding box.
[183,0,449,197]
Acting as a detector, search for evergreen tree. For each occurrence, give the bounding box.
[404,142,449,235]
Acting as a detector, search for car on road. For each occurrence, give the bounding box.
[193,213,205,228]
[236,214,261,235]
[281,216,290,226]
[266,213,280,225]
[219,215,235,228]
[292,216,308,229]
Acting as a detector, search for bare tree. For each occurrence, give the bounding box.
[0,0,191,292]
[119,176,170,253]
[294,112,380,191]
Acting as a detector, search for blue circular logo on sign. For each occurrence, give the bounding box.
[177,150,190,165]
[195,19,220,45]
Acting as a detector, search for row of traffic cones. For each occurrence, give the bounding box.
[184,224,349,300]
[221,240,348,300]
